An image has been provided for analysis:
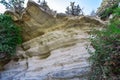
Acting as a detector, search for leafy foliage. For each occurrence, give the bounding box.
[0,0,24,14]
[89,6,120,80]
[65,2,83,16]
[37,0,50,11]
[90,10,96,17]
[0,14,22,59]
[99,0,120,20]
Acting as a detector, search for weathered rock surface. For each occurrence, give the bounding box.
[5,1,103,42]
[0,1,105,80]
[5,1,56,42]
[0,29,93,80]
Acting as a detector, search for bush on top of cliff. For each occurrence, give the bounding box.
[89,7,120,80]
[100,3,118,20]
[0,14,22,59]
[99,0,120,20]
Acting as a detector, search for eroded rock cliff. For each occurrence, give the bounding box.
[0,1,105,80]
[5,1,56,42]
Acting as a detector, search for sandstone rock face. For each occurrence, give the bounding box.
[0,29,93,80]
[0,1,105,80]
[5,1,103,42]
[0,20,103,80]
[5,1,56,42]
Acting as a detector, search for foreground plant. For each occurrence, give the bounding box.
[0,14,22,59]
[89,7,120,80]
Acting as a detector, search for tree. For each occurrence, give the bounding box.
[70,2,75,15]
[0,0,24,14]
[38,0,49,11]
[66,7,71,15]
[41,0,48,10]
[90,10,96,16]
[66,2,83,16]
[38,0,40,3]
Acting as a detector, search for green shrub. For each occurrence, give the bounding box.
[0,14,22,59]
[99,1,119,20]
[89,7,120,80]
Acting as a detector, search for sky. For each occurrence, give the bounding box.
[0,0,102,15]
